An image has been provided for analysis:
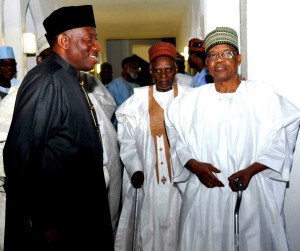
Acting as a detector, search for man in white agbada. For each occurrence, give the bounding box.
[166,27,300,251]
[115,42,188,251]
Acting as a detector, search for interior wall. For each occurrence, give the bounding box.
[28,0,54,39]
[107,39,161,80]
[2,0,28,80]
[175,0,190,55]
[0,0,4,45]
[106,40,131,80]
[25,7,37,74]
[204,0,240,42]
[246,1,300,250]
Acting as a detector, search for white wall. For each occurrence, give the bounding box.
[247,1,300,250]
[1,0,29,80]
[203,0,240,40]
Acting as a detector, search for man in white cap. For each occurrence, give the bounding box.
[3,5,114,251]
[166,27,300,251]
[36,34,52,64]
[0,46,20,100]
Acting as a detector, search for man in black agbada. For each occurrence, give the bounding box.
[3,5,114,251]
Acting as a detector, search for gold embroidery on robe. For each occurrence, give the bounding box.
[149,84,178,184]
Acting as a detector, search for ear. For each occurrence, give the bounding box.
[237,54,242,66]
[57,34,70,49]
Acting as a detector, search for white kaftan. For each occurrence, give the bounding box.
[166,81,300,251]
[0,86,18,251]
[115,85,188,251]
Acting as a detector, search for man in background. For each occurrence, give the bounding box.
[188,38,213,87]
[115,42,187,251]
[3,5,114,250]
[36,34,52,64]
[106,56,140,108]
[0,46,20,100]
[174,51,192,87]
[106,56,140,127]
[100,62,113,85]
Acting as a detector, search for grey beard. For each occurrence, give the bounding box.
[127,69,138,79]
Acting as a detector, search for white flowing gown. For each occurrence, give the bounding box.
[115,85,187,251]
[166,81,300,251]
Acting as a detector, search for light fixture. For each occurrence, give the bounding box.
[23,32,36,54]
[181,46,189,61]
[96,63,101,74]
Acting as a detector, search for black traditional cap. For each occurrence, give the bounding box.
[43,5,96,39]
[121,56,138,68]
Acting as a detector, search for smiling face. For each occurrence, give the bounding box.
[61,27,101,71]
[206,44,241,83]
[150,56,177,92]
[0,59,17,81]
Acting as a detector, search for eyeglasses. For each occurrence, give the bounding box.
[152,67,175,75]
[206,51,238,62]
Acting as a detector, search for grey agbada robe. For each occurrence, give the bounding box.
[80,71,122,239]
[3,53,114,251]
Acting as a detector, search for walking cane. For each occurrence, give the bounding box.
[234,178,243,251]
[132,188,139,251]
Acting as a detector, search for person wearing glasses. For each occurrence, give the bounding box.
[165,27,300,251]
[115,42,187,251]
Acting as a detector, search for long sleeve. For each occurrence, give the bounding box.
[116,97,143,178]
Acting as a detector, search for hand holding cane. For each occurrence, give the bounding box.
[234,178,244,251]
[131,171,144,251]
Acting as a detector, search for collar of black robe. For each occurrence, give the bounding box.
[50,52,79,79]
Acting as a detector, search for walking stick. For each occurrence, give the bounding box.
[234,178,243,251]
[132,188,139,251]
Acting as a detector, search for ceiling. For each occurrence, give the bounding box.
[52,0,188,41]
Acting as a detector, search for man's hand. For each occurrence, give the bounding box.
[186,159,224,188]
[131,171,144,189]
[228,162,267,191]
